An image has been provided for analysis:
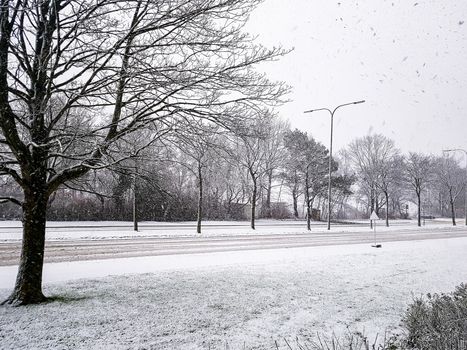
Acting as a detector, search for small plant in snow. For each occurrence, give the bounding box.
[272,331,401,350]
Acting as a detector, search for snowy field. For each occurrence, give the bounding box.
[2,235,467,349]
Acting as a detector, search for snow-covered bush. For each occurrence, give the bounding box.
[402,283,467,349]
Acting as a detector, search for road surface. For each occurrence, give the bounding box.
[1,223,466,266]
[0,219,443,232]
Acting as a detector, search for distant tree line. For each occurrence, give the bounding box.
[2,129,465,231]
[341,134,466,227]
[1,118,353,228]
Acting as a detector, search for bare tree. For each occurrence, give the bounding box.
[260,119,288,218]
[347,134,398,226]
[434,156,465,226]
[232,115,274,230]
[221,161,250,219]
[0,0,287,305]
[403,153,433,227]
[375,154,403,227]
[174,124,224,234]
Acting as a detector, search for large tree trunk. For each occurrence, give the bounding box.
[3,192,48,305]
[197,164,203,234]
[250,177,257,230]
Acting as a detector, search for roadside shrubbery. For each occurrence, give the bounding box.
[402,283,467,349]
[273,284,467,350]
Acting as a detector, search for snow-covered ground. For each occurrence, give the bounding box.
[1,236,467,349]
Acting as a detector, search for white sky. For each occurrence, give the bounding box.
[247,0,467,156]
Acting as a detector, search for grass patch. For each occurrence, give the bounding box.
[45,294,92,304]
[273,331,400,350]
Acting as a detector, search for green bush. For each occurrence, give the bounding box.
[402,283,467,349]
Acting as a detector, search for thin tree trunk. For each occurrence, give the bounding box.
[375,192,380,216]
[450,200,456,226]
[370,187,374,229]
[439,192,443,217]
[292,188,299,219]
[251,177,257,230]
[277,179,284,203]
[450,191,456,226]
[3,192,48,305]
[163,202,171,221]
[305,171,311,230]
[417,191,421,227]
[98,196,105,220]
[385,191,389,227]
[197,164,203,234]
[133,174,138,232]
[265,170,273,217]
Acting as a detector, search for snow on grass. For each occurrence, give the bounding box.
[1,237,467,349]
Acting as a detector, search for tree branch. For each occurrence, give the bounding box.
[0,196,23,206]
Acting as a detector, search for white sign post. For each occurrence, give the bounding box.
[370,210,382,248]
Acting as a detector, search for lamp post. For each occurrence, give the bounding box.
[443,148,467,226]
[304,100,365,230]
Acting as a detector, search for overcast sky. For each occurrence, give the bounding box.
[246,0,467,157]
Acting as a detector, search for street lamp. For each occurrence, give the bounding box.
[443,148,467,226]
[304,100,365,230]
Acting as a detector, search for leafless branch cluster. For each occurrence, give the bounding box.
[0,0,289,305]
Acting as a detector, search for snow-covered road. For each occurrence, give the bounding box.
[1,223,467,265]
